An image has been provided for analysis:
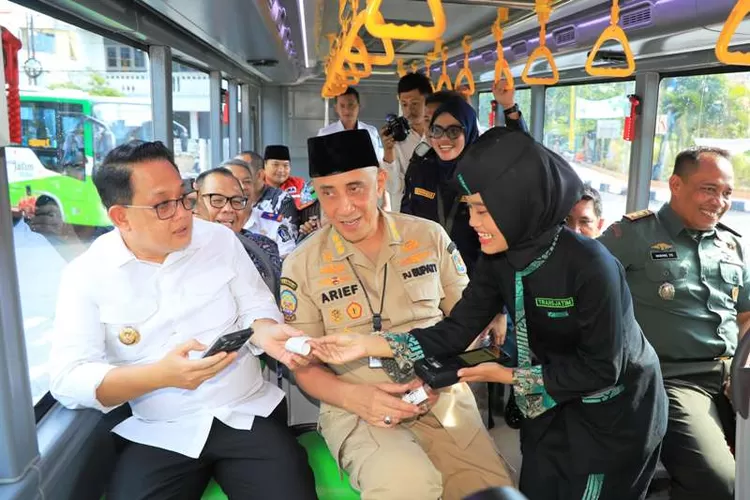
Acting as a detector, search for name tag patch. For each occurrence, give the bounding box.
[321,284,360,304]
[535,297,575,309]
[651,251,678,260]
[261,211,283,222]
[414,187,436,200]
[402,263,438,280]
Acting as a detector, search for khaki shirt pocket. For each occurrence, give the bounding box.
[403,276,443,322]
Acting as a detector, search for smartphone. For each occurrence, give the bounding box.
[201,327,254,358]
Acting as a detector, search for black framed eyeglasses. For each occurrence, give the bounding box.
[124,193,197,220]
[201,193,248,210]
[429,124,465,140]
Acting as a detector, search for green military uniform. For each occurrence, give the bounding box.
[599,203,750,500]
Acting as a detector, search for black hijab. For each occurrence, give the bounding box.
[454,127,584,269]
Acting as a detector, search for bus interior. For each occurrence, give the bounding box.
[2,0,750,498]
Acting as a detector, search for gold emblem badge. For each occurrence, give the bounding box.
[329,309,343,324]
[732,286,740,302]
[650,242,673,251]
[118,327,141,346]
[658,282,675,301]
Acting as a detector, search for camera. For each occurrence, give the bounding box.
[384,113,410,142]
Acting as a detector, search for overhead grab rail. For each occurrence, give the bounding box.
[584,0,636,77]
[716,0,750,66]
[365,0,447,42]
[435,39,453,90]
[521,0,559,86]
[454,35,475,96]
[346,9,396,66]
[492,7,514,90]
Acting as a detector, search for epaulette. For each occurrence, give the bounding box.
[622,209,654,222]
[717,222,742,238]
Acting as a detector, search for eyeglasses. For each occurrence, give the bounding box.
[429,124,465,140]
[201,193,248,210]
[124,193,197,220]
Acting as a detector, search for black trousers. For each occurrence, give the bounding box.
[106,403,316,500]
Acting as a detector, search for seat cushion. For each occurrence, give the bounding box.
[297,431,360,500]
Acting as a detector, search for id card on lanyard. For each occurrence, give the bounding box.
[345,258,388,369]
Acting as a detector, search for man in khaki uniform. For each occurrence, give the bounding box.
[281,129,513,500]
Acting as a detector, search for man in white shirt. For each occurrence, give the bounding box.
[48,140,316,500]
[317,86,383,161]
[379,73,433,212]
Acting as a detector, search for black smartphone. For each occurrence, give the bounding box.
[201,327,254,358]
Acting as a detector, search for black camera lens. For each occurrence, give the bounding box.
[384,114,410,142]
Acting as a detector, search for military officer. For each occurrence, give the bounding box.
[281,129,513,500]
[599,146,750,500]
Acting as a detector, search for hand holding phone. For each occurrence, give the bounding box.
[158,338,240,390]
[415,346,512,389]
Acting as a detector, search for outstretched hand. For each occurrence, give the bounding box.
[309,334,370,365]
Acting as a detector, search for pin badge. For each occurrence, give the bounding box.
[658,282,675,301]
[118,327,141,345]
[733,286,740,302]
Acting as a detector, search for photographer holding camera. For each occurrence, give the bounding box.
[380,72,433,212]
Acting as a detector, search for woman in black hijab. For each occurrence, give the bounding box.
[313,128,668,500]
[401,96,482,275]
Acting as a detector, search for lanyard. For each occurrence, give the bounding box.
[435,187,462,236]
[346,258,388,332]
[514,227,562,367]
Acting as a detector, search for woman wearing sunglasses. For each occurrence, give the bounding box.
[400,82,525,279]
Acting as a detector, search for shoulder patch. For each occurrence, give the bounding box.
[261,211,284,222]
[278,225,292,242]
[280,277,298,291]
[623,209,654,222]
[717,222,742,238]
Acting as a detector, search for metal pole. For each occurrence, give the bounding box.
[209,71,222,167]
[148,46,173,151]
[626,72,660,212]
[240,84,252,151]
[0,43,39,480]
[228,80,239,157]
[529,85,546,142]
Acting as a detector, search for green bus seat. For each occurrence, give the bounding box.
[297,430,360,500]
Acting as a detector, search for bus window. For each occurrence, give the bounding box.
[21,100,87,179]
[544,81,635,224]
[477,87,531,131]
[5,2,153,413]
[651,72,750,234]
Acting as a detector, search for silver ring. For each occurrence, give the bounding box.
[383,415,392,425]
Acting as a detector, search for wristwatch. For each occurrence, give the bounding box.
[503,103,520,116]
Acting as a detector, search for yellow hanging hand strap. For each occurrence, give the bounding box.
[521,0,559,86]
[584,0,636,77]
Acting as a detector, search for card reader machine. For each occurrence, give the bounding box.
[415,347,512,389]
